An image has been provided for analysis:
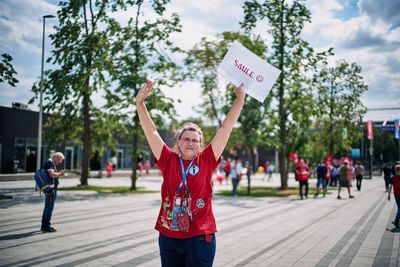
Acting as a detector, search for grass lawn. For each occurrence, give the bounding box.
[0,195,13,200]
[58,185,158,194]
[216,185,332,198]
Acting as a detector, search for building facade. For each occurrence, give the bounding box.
[0,105,154,174]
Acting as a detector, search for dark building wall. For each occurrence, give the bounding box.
[0,106,49,173]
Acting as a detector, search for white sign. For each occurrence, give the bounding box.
[217,40,281,103]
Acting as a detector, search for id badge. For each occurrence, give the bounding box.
[177,212,190,232]
[182,195,193,221]
[171,196,181,231]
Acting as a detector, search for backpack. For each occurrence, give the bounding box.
[34,169,54,195]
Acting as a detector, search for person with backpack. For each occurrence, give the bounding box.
[41,152,65,233]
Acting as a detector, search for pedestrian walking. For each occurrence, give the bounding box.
[337,160,354,199]
[223,158,231,185]
[314,161,328,198]
[263,160,269,181]
[354,160,365,191]
[295,159,309,199]
[388,165,400,228]
[231,156,243,197]
[330,162,340,187]
[106,161,113,178]
[41,152,65,233]
[111,155,117,170]
[136,80,245,267]
[383,162,393,192]
[144,160,151,175]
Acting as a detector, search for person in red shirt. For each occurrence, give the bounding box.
[388,165,400,228]
[106,161,113,178]
[295,159,310,199]
[144,160,151,175]
[223,158,231,185]
[136,80,245,267]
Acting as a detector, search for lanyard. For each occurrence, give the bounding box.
[176,157,196,195]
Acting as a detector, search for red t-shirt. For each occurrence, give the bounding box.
[154,144,221,238]
[392,175,400,196]
[296,165,309,181]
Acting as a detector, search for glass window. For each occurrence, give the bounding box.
[14,138,26,172]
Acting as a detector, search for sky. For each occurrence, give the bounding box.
[0,0,399,122]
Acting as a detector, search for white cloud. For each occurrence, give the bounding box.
[359,0,400,28]
[1,0,398,120]
[0,0,58,54]
[161,81,203,120]
[304,0,400,112]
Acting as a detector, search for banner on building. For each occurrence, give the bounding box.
[395,119,400,139]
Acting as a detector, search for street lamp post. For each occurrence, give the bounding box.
[36,15,55,171]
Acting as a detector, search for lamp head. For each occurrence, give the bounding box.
[43,15,55,19]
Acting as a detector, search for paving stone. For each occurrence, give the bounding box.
[0,174,396,266]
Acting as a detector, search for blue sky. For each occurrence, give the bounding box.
[0,0,399,121]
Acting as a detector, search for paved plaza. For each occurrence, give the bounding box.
[0,173,399,266]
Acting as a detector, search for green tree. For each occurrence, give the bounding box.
[241,0,330,189]
[373,129,400,164]
[0,53,18,87]
[186,32,271,194]
[107,0,181,190]
[31,0,127,185]
[313,60,367,157]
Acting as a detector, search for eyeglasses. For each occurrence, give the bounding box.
[180,137,200,144]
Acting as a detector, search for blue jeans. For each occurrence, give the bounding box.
[231,178,239,196]
[41,189,57,228]
[384,175,391,191]
[316,177,328,189]
[158,233,216,267]
[395,196,400,224]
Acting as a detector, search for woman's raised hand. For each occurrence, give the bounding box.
[136,80,154,104]
[235,83,245,101]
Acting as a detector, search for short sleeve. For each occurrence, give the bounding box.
[199,144,221,172]
[154,145,175,173]
[43,160,54,171]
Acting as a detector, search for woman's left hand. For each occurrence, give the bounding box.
[235,83,245,101]
[136,80,154,104]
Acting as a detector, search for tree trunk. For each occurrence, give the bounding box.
[328,85,334,155]
[81,91,90,186]
[130,112,139,190]
[278,0,288,190]
[245,147,252,195]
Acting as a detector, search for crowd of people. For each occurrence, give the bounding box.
[293,158,363,200]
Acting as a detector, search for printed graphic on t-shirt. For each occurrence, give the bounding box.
[160,196,173,229]
[188,165,199,176]
[196,198,205,208]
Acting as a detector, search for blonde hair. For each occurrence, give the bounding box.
[173,122,204,153]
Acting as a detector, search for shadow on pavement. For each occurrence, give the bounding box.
[387,227,400,233]
[0,230,42,241]
[0,187,159,209]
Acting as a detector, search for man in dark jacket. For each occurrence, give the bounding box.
[41,152,65,233]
